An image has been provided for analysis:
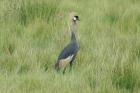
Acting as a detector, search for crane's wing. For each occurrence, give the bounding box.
[57,42,79,61]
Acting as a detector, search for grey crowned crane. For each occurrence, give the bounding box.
[55,14,80,73]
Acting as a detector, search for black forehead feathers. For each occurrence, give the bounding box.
[74,16,79,19]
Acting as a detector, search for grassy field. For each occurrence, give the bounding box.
[0,0,140,93]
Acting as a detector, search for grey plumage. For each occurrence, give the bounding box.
[55,15,80,73]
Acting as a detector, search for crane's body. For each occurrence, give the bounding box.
[55,15,79,73]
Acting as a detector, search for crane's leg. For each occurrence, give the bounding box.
[63,67,67,74]
[69,60,75,72]
[69,60,76,71]
[69,62,72,72]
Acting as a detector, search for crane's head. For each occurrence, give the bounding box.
[72,15,79,22]
[70,12,80,24]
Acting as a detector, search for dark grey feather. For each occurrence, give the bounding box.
[57,41,79,61]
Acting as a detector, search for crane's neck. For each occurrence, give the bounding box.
[70,21,77,42]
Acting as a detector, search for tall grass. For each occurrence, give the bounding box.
[0,0,140,93]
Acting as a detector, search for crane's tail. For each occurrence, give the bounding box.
[54,61,59,71]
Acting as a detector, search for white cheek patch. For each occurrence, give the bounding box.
[73,17,77,21]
